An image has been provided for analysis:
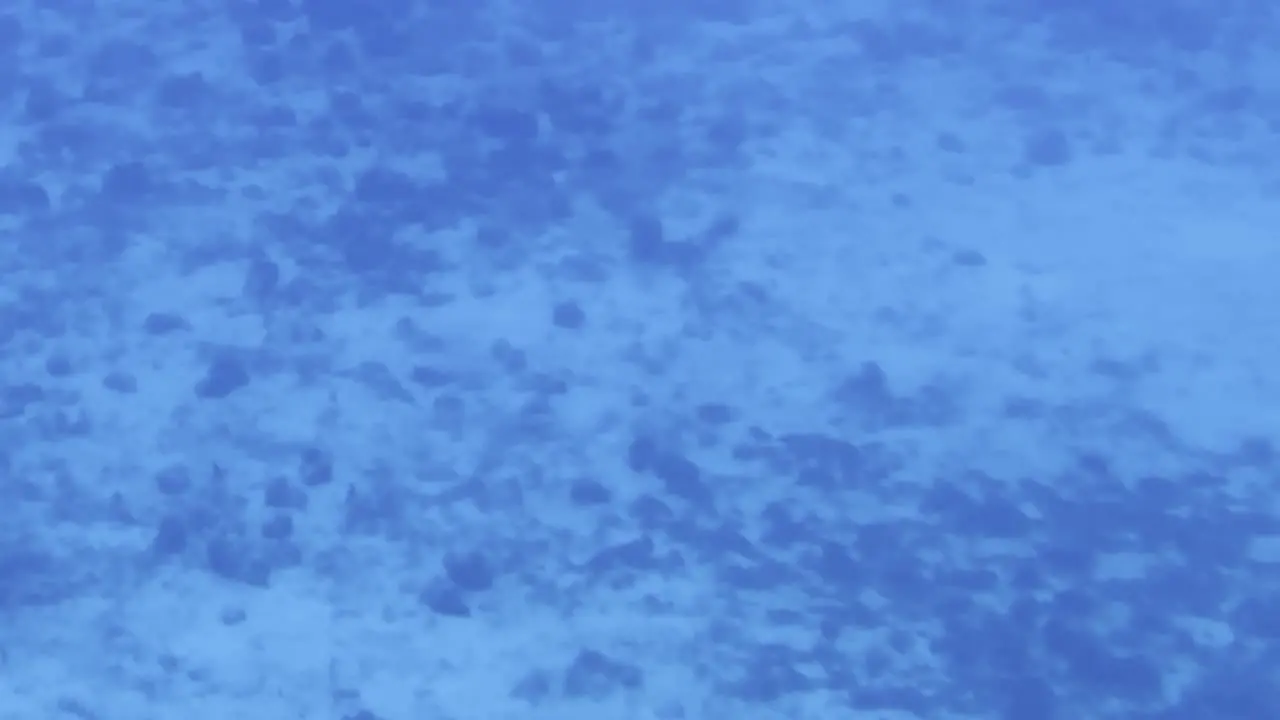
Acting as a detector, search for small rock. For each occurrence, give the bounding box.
[244,257,280,300]
[195,356,250,399]
[206,534,270,587]
[0,382,45,418]
[300,447,334,486]
[443,550,494,592]
[569,478,611,506]
[420,582,471,617]
[142,312,190,335]
[103,370,138,394]
[264,476,308,510]
[151,515,189,556]
[552,301,586,329]
[44,355,72,377]
[154,465,192,496]
[510,670,552,702]
[564,649,644,697]
[694,403,735,425]
[261,514,293,540]
[220,606,247,625]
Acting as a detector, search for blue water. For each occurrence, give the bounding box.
[1,1,1278,718]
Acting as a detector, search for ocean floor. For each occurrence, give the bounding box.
[2,1,1280,719]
